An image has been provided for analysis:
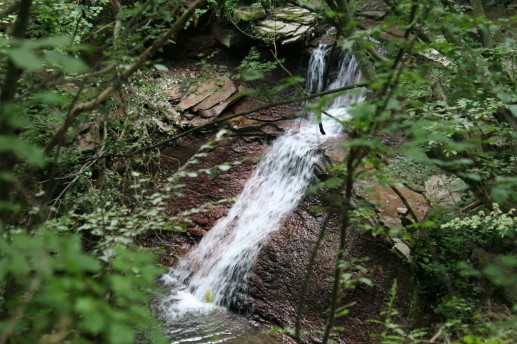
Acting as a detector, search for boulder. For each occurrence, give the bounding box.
[77,116,103,152]
[211,22,250,48]
[176,77,240,121]
[309,26,336,46]
[251,6,317,45]
[424,174,467,206]
[177,80,219,111]
[156,100,181,122]
[153,118,174,132]
[354,179,429,228]
[164,87,184,102]
[193,78,237,113]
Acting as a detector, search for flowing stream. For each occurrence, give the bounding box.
[157,46,363,343]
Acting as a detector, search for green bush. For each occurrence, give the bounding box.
[0,230,167,344]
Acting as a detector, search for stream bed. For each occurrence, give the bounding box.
[157,277,279,344]
[157,44,363,344]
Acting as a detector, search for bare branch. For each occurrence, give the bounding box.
[0,0,32,215]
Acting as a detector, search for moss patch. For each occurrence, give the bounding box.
[234,7,267,22]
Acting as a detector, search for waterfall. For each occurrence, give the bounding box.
[306,44,328,95]
[159,45,363,324]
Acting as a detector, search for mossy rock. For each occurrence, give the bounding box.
[234,7,267,22]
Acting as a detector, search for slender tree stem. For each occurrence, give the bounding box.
[0,0,33,219]
[295,202,338,342]
[321,148,357,344]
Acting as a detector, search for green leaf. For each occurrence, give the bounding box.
[76,298,105,333]
[25,36,71,48]
[359,277,373,286]
[8,47,45,70]
[65,252,101,273]
[108,323,135,344]
[0,136,45,166]
[325,177,343,189]
[44,51,89,73]
[215,129,228,140]
[0,171,14,182]
[337,308,350,317]
[33,91,69,105]
[509,104,517,118]
[0,199,20,212]
[457,172,481,181]
[242,69,264,81]
[205,168,217,177]
[401,146,429,163]
[217,164,232,171]
[491,185,508,204]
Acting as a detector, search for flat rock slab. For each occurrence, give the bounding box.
[177,77,239,119]
[177,80,218,111]
[256,22,303,36]
[193,78,237,112]
[271,7,316,25]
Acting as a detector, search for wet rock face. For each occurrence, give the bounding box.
[154,92,301,264]
[156,128,415,343]
[155,105,415,344]
[245,199,413,344]
[160,137,266,249]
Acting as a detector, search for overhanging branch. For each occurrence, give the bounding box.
[44,0,207,154]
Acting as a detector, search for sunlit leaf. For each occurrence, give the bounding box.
[0,136,45,166]
[44,51,89,73]
[242,69,264,81]
[8,47,45,70]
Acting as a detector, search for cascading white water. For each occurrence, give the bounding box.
[159,46,364,336]
[306,44,328,95]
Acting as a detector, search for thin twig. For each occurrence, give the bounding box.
[295,206,336,343]
[0,258,45,344]
[321,147,358,344]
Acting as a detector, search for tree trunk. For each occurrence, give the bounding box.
[469,0,494,48]
[0,0,33,221]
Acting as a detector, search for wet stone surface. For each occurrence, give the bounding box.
[151,34,415,343]
[245,200,413,344]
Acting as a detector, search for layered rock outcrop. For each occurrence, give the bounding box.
[231,5,318,46]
